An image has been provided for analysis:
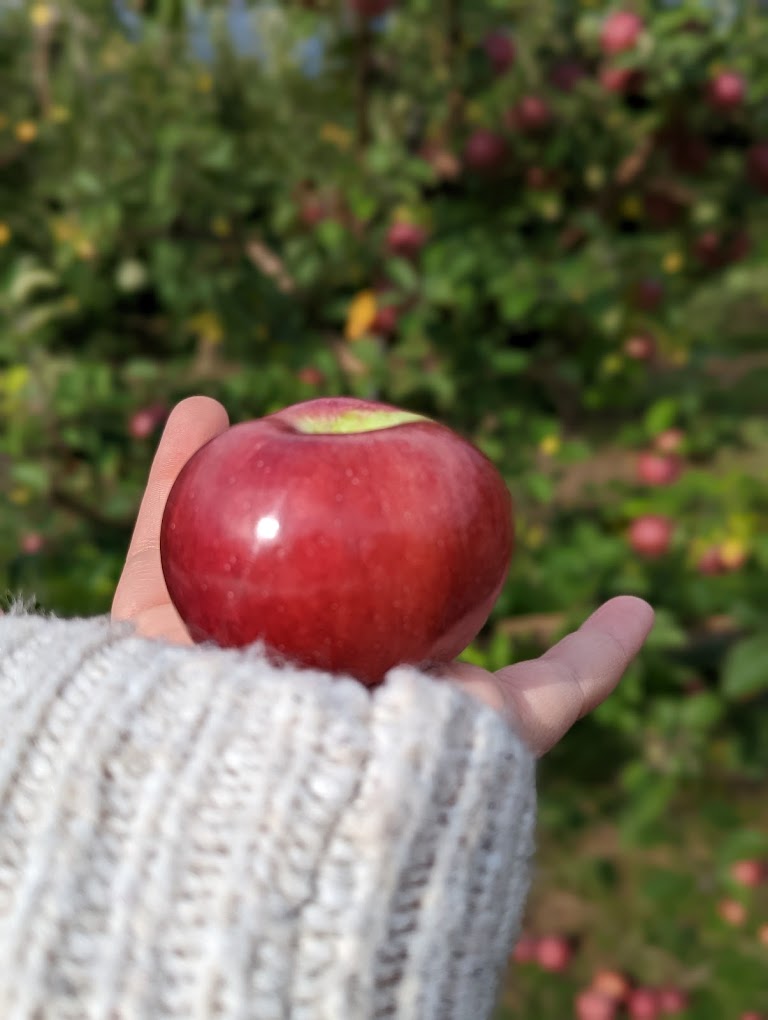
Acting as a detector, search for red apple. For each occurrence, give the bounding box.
[484,31,515,75]
[592,969,632,1003]
[694,230,723,270]
[370,302,399,337]
[658,986,689,1014]
[717,897,747,925]
[511,934,538,963]
[386,221,428,259]
[697,546,724,576]
[628,515,674,559]
[20,532,44,555]
[419,141,461,181]
[740,1014,764,1020]
[632,278,664,312]
[576,989,618,1020]
[507,95,552,133]
[601,11,644,55]
[550,60,587,93]
[644,189,686,228]
[624,334,656,361]
[730,859,766,887]
[654,428,685,454]
[600,65,643,95]
[707,70,746,111]
[297,367,325,387]
[758,924,768,946]
[347,0,394,17]
[129,402,168,440]
[747,142,768,193]
[160,397,514,686]
[535,934,573,972]
[464,129,507,173]
[628,987,661,1020]
[526,166,555,190]
[636,451,683,486]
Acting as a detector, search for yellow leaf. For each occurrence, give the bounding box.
[15,121,38,143]
[210,216,232,238]
[320,123,353,150]
[620,195,642,220]
[0,222,11,246]
[196,72,214,94]
[538,435,561,457]
[187,310,224,346]
[345,290,377,342]
[48,105,71,124]
[30,4,54,28]
[663,251,684,274]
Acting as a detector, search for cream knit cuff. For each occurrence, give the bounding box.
[0,610,535,1020]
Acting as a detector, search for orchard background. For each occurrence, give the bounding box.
[1,0,768,1016]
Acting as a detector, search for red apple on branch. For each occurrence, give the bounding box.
[386,221,428,259]
[535,934,573,972]
[484,31,515,75]
[507,96,552,133]
[600,11,644,55]
[706,70,746,111]
[511,934,538,963]
[658,986,689,1014]
[628,987,661,1020]
[592,969,632,1004]
[347,0,394,17]
[576,989,618,1020]
[464,129,507,173]
[636,451,683,486]
[624,334,656,361]
[730,859,766,887]
[160,397,514,686]
[628,515,674,559]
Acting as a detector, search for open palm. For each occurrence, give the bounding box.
[112,396,654,757]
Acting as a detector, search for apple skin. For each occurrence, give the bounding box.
[658,986,689,1014]
[535,934,573,972]
[576,989,618,1020]
[636,451,683,487]
[160,397,513,686]
[386,221,428,259]
[628,987,661,1020]
[464,129,507,173]
[347,0,394,17]
[628,515,674,559]
[707,70,745,111]
[624,334,656,361]
[511,934,538,963]
[592,969,632,1003]
[600,11,644,55]
[730,859,766,887]
[484,31,515,75]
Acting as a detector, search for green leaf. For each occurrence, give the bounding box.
[644,398,679,436]
[721,635,768,700]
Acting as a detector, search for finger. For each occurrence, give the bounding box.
[112,396,229,621]
[494,595,654,754]
[541,595,655,716]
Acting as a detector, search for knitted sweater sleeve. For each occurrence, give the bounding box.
[0,609,536,1020]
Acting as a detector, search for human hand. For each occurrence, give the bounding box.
[112,396,654,756]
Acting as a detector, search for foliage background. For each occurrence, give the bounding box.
[1,1,767,1015]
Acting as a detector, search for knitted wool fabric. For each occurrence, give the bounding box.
[0,611,536,1020]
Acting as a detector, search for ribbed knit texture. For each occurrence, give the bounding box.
[0,610,535,1020]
